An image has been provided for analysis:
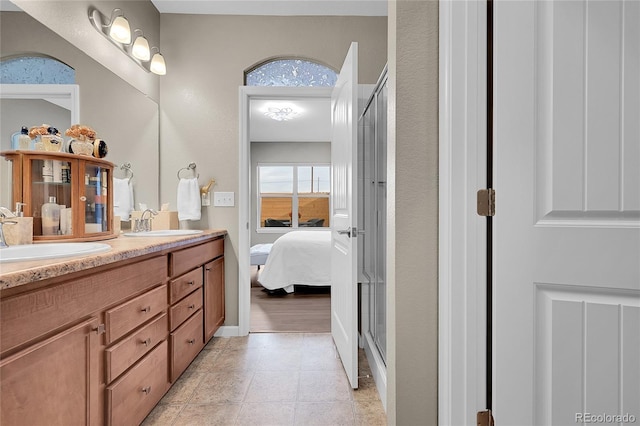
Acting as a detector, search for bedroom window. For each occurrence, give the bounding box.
[258,164,330,229]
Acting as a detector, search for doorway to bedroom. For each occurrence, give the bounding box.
[249,144,333,333]
[243,83,335,334]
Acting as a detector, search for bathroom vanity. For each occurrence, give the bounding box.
[0,230,226,426]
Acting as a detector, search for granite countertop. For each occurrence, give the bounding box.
[0,229,227,291]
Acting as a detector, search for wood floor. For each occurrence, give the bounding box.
[250,266,330,333]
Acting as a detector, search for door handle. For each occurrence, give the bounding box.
[337,228,352,238]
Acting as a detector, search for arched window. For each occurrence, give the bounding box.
[0,55,75,84]
[245,58,337,87]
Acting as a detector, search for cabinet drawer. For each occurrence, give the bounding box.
[170,309,204,382]
[106,340,169,426]
[169,267,203,304]
[0,255,167,356]
[105,313,168,383]
[171,238,224,277]
[105,285,167,344]
[170,287,203,332]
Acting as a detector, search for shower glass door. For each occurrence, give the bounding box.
[358,68,388,365]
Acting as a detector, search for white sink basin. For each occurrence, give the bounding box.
[0,242,111,263]
[123,230,204,237]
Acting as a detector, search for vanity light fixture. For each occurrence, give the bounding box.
[106,9,131,44]
[89,7,166,75]
[149,47,166,75]
[131,30,151,61]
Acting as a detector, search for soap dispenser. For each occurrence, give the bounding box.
[11,126,31,150]
[42,196,61,236]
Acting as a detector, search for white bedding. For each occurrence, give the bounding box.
[257,230,331,293]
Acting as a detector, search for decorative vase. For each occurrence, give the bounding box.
[69,138,94,156]
[93,139,109,158]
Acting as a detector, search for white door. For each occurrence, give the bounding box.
[331,42,359,389]
[494,1,640,424]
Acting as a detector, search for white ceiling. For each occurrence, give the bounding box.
[250,97,331,142]
[150,0,387,16]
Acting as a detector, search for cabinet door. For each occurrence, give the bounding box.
[203,256,224,342]
[25,155,74,238]
[0,317,100,426]
[81,161,111,236]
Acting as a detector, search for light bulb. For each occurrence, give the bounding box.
[150,53,166,75]
[132,36,150,61]
[109,15,131,44]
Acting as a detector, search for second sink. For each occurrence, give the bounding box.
[123,230,204,237]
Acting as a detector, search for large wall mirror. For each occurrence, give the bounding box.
[0,9,160,216]
[0,84,80,208]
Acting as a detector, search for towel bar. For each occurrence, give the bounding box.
[177,162,199,179]
[116,162,134,181]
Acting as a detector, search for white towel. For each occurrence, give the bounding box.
[177,177,201,221]
[113,178,134,221]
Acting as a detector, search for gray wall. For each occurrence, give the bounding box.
[250,141,331,245]
[386,1,439,424]
[159,13,388,327]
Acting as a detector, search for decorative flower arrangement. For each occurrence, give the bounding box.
[28,124,54,140]
[65,124,97,141]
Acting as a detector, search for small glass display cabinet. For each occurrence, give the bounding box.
[2,150,116,241]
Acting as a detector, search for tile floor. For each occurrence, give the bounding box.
[142,333,387,426]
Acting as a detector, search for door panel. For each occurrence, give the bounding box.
[494,1,640,424]
[331,42,359,389]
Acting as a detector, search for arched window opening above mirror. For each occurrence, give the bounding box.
[0,55,75,84]
[245,58,337,87]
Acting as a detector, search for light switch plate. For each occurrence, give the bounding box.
[213,192,234,207]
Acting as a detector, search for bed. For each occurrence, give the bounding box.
[257,230,332,293]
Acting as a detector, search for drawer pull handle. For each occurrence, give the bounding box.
[188,304,195,309]
[188,280,195,285]
[93,324,106,335]
[141,386,152,395]
[141,338,151,346]
[188,339,196,345]
[141,306,151,313]
[205,268,211,271]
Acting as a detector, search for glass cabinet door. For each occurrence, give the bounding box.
[83,163,110,234]
[29,157,73,237]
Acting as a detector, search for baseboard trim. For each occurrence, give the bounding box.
[214,326,240,337]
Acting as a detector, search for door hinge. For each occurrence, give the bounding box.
[477,410,495,426]
[477,189,496,217]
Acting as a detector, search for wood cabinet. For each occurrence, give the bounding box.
[1,150,116,241]
[167,236,224,381]
[0,235,225,425]
[204,256,225,342]
[0,317,100,426]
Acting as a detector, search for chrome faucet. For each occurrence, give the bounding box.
[135,209,158,232]
[0,207,19,248]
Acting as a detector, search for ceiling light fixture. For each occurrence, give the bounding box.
[89,7,167,75]
[264,106,299,121]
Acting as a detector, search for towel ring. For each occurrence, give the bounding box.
[177,162,199,179]
[116,163,134,181]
